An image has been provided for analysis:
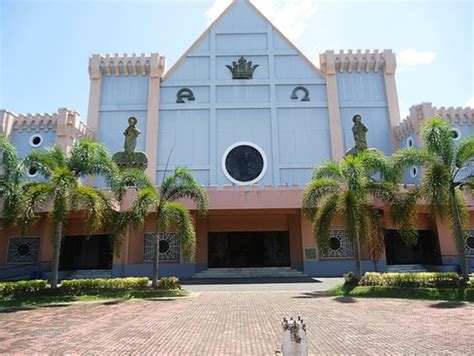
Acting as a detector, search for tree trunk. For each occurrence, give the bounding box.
[354,232,363,279]
[450,187,469,280]
[50,220,63,289]
[152,232,159,288]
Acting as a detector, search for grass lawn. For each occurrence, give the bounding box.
[328,284,474,302]
[0,288,189,308]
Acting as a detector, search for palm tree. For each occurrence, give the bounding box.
[302,150,418,278]
[394,117,474,279]
[126,167,208,288]
[21,140,115,288]
[107,168,154,255]
[0,136,24,229]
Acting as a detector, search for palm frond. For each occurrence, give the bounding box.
[110,168,153,203]
[70,186,112,234]
[312,193,339,255]
[339,191,361,244]
[393,148,434,172]
[107,211,130,255]
[454,135,474,175]
[68,139,115,178]
[0,185,23,228]
[364,205,385,262]
[128,187,159,230]
[0,136,22,182]
[389,187,419,246]
[366,181,397,203]
[358,149,399,183]
[312,160,342,180]
[160,167,208,216]
[341,157,367,197]
[420,163,451,219]
[460,177,474,195]
[421,117,455,166]
[161,201,196,262]
[447,188,469,234]
[22,148,62,178]
[302,178,340,218]
[21,183,54,233]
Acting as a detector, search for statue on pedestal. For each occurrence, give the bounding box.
[112,116,148,170]
[123,116,141,154]
[345,114,368,157]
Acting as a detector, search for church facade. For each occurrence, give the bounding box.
[1,0,473,279]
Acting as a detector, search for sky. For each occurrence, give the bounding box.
[1,0,473,123]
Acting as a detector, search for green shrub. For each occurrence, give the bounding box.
[60,277,149,293]
[0,280,48,298]
[359,272,462,288]
[343,272,359,285]
[157,277,181,290]
[464,288,474,300]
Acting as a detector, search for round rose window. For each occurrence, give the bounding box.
[222,142,267,185]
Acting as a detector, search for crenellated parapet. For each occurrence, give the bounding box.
[432,106,474,125]
[1,110,58,136]
[0,108,94,148]
[319,49,396,75]
[396,102,474,140]
[88,53,166,79]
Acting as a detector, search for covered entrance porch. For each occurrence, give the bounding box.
[384,230,442,266]
[194,209,305,277]
[208,231,290,268]
[59,235,113,271]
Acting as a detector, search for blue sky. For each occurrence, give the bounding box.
[1,0,473,122]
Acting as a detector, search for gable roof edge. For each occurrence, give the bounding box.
[162,0,325,81]
[245,1,324,78]
[162,1,238,81]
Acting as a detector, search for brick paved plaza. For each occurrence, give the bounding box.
[0,290,473,355]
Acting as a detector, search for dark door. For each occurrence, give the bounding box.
[60,235,113,270]
[385,230,441,265]
[208,231,290,268]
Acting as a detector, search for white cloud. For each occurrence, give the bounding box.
[465,97,474,107]
[205,0,231,24]
[205,0,318,40]
[398,49,436,67]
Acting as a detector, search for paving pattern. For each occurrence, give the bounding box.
[0,291,473,355]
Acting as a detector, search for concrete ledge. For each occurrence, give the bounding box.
[303,260,387,277]
[112,263,196,278]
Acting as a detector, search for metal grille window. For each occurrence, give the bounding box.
[319,230,354,258]
[144,233,180,261]
[466,231,474,257]
[7,237,40,263]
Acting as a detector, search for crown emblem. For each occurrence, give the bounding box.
[226,56,259,79]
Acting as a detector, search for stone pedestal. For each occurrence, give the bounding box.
[112,151,148,170]
[282,317,307,356]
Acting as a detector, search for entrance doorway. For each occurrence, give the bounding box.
[208,231,290,268]
[59,235,113,270]
[385,230,441,265]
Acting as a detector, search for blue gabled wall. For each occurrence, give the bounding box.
[159,0,328,187]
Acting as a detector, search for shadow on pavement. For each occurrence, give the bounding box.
[0,303,70,314]
[102,300,125,306]
[292,291,328,299]
[0,306,35,313]
[332,296,357,303]
[429,301,468,309]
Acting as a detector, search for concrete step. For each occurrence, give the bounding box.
[193,267,308,279]
[387,264,429,273]
[67,269,112,279]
